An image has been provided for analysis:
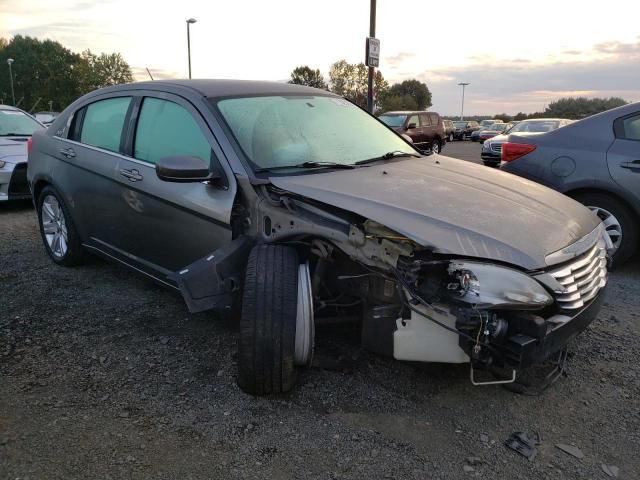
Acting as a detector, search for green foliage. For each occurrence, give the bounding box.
[78,50,133,92]
[543,97,627,119]
[288,65,327,89]
[328,59,389,108]
[384,80,432,111]
[0,36,133,111]
[376,94,417,112]
[492,113,513,123]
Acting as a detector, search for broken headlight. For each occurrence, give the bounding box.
[447,260,553,309]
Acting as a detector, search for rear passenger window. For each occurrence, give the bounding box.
[429,113,439,126]
[622,115,640,141]
[79,97,131,152]
[419,114,431,126]
[134,97,212,165]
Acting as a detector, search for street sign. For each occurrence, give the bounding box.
[365,37,380,67]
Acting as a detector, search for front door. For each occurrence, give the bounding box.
[111,94,235,279]
[608,112,640,204]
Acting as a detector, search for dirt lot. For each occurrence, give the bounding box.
[2,147,639,479]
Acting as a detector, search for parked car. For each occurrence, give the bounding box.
[453,120,480,140]
[33,111,60,126]
[481,119,572,167]
[480,119,504,129]
[28,80,608,395]
[501,104,640,265]
[471,122,511,143]
[442,119,455,142]
[378,111,446,153]
[0,105,45,201]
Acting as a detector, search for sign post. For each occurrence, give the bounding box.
[366,0,378,114]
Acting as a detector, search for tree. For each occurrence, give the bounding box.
[0,38,7,50]
[493,113,513,123]
[543,97,627,119]
[0,35,83,111]
[0,36,133,111]
[383,79,432,111]
[288,65,327,89]
[376,94,417,113]
[328,59,389,108]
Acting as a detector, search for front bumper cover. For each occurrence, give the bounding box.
[501,288,606,368]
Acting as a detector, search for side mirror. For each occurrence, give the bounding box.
[407,122,417,129]
[156,156,219,183]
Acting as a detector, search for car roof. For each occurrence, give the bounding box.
[519,118,569,122]
[0,105,24,112]
[97,79,335,100]
[382,111,439,115]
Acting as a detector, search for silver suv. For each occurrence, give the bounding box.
[28,80,608,395]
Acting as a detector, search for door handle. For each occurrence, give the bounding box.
[59,147,76,159]
[620,160,640,171]
[120,168,143,182]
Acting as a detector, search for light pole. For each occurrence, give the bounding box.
[7,58,15,106]
[458,82,469,120]
[366,0,376,114]
[186,18,197,79]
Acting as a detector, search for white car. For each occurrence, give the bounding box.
[0,105,45,201]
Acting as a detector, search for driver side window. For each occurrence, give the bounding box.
[134,97,213,165]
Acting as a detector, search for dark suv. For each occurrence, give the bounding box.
[378,111,446,153]
[453,120,480,140]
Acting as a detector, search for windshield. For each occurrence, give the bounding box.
[453,121,467,128]
[510,120,560,133]
[486,124,507,131]
[378,114,408,128]
[216,95,417,172]
[0,109,44,136]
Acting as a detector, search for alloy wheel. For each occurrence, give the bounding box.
[41,194,68,258]
[588,205,622,253]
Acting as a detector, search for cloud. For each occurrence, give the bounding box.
[384,52,415,68]
[404,41,640,115]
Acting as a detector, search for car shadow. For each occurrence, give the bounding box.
[0,199,33,212]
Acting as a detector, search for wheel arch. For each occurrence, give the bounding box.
[564,187,640,221]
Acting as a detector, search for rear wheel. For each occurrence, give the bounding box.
[431,140,441,154]
[448,132,454,142]
[572,192,638,266]
[37,185,84,266]
[238,245,314,395]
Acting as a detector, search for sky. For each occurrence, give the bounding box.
[1,0,639,115]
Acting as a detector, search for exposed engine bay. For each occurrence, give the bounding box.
[242,185,607,386]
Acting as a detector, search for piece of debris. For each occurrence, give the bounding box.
[601,464,619,478]
[555,443,584,459]
[505,431,541,461]
[466,457,483,466]
[463,465,475,473]
[159,337,169,345]
[480,433,489,443]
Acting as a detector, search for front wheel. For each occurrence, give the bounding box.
[37,185,84,266]
[572,192,638,266]
[238,245,314,395]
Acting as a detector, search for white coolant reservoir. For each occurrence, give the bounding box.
[393,304,470,363]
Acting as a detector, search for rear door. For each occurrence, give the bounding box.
[58,94,133,247]
[608,112,640,204]
[112,93,236,279]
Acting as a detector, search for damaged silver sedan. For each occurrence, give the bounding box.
[27,80,608,395]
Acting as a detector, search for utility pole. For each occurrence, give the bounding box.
[7,58,15,106]
[186,18,197,79]
[366,0,377,114]
[458,82,469,120]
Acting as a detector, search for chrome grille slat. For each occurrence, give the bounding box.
[547,239,608,310]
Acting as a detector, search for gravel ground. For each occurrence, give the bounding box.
[1,149,639,479]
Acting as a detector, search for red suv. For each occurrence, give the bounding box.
[379,111,446,153]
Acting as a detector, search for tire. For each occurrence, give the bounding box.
[431,140,441,154]
[238,244,299,395]
[571,192,638,266]
[448,132,454,142]
[482,161,498,168]
[37,185,84,266]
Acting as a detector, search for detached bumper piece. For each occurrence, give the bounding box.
[168,236,254,313]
